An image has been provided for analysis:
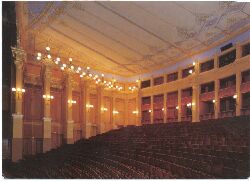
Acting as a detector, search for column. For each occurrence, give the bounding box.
[136,90,142,126]
[214,79,220,119]
[236,41,242,60]
[192,84,199,122]
[82,80,91,139]
[96,86,104,134]
[150,95,154,124]
[236,71,242,116]
[11,47,26,162]
[163,93,167,123]
[214,53,219,69]
[124,98,129,126]
[177,89,182,122]
[111,95,117,129]
[43,66,52,152]
[65,74,74,144]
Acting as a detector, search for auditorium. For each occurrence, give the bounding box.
[2,1,250,179]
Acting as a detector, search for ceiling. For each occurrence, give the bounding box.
[26,1,250,77]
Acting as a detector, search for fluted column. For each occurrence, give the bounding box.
[124,98,129,126]
[192,84,199,122]
[11,46,26,162]
[43,66,52,152]
[163,93,167,123]
[65,74,74,144]
[136,90,142,126]
[236,71,242,116]
[177,89,182,122]
[150,95,154,124]
[111,94,117,129]
[236,41,242,60]
[214,79,220,119]
[96,85,104,134]
[82,80,91,139]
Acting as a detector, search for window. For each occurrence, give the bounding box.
[141,80,151,89]
[219,49,236,67]
[242,43,250,57]
[200,59,214,73]
[182,66,194,78]
[167,72,178,82]
[153,76,164,86]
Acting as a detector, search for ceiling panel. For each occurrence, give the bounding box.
[27,1,250,77]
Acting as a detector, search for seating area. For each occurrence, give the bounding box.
[3,115,250,179]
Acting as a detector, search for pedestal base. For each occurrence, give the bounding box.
[12,114,23,162]
[66,121,74,144]
[43,117,52,152]
[12,138,23,162]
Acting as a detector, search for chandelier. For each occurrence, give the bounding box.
[36,47,123,91]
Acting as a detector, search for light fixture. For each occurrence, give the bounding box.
[37,53,42,57]
[101,74,104,77]
[192,62,196,66]
[233,94,237,99]
[212,99,216,103]
[113,110,119,114]
[176,106,179,110]
[68,100,76,104]
[12,87,25,93]
[187,103,192,107]
[132,111,138,114]
[71,65,74,70]
[189,69,193,74]
[63,64,66,68]
[101,107,108,111]
[162,108,165,111]
[87,66,90,70]
[43,94,54,100]
[149,109,152,113]
[86,104,94,108]
[69,58,73,62]
[47,54,52,59]
[46,47,50,51]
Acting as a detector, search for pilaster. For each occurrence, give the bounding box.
[236,71,242,116]
[65,74,74,144]
[11,46,26,162]
[177,89,182,122]
[163,93,167,123]
[82,80,91,139]
[150,95,153,124]
[96,85,105,134]
[43,66,52,152]
[192,84,199,122]
[236,41,242,60]
[214,79,219,119]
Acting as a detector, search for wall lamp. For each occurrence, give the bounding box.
[176,106,179,110]
[113,110,119,114]
[233,94,237,99]
[101,107,108,111]
[43,94,54,100]
[12,87,25,99]
[68,100,77,104]
[148,109,152,113]
[132,111,138,114]
[86,104,94,108]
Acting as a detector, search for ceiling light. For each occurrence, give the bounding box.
[69,58,72,62]
[37,52,41,57]
[87,66,90,70]
[46,47,50,51]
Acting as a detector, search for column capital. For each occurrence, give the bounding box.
[11,47,26,70]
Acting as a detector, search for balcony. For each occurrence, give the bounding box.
[181,115,192,122]
[241,82,250,93]
[241,107,250,116]
[141,104,151,111]
[200,91,215,101]
[167,117,178,122]
[218,110,236,118]
[200,113,215,121]
[181,96,192,105]
[167,98,178,107]
[219,85,236,98]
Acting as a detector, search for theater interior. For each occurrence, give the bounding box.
[2,1,250,179]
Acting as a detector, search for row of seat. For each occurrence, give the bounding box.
[3,115,250,179]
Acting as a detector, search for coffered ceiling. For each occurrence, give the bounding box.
[26,1,250,77]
